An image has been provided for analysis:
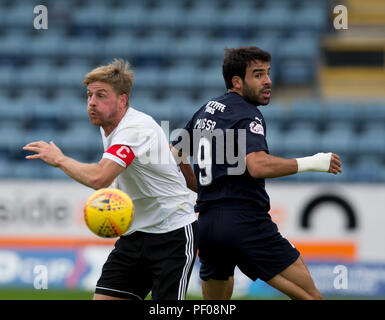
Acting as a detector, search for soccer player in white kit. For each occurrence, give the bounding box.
[23,59,198,300]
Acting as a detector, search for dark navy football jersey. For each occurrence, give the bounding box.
[172,92,271,212]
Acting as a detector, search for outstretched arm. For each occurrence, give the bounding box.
[23,140,125,190]
[246,151,342,179]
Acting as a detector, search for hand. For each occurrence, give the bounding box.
[328,153,342,175]
[23,141,64,167]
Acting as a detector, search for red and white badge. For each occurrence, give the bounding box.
[249,121,264,136]
[105,144,135,167]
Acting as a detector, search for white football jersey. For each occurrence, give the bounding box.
[101,107,196,235]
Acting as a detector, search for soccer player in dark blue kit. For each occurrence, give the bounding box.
[171,46,342,300]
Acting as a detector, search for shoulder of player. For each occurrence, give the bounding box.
[229,105,266,131]
[111,107,159,137]
[122,107,158,127]
[226,101,261,122]
[195,93,236,118]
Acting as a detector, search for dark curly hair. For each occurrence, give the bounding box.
[222,46,271,90]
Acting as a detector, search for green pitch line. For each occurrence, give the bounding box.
[0,289,94,300]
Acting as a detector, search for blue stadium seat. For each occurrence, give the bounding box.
[185,6,219,29]
[18,64,57,88]
[0,159,14,178]
[54,88,86,102]
[102,35,136,60]
[225,0,259,11]
[247,7,292,30]
[107,6,147,29]
[173,35,210,59]
[356,124,385,156]
[131,93,155,111]
[248,32,280,58]
[160,95,197,121]
[204,38,243,60]
[361,103,385,125]
[261,101,288,127]
[136,33,173,59]
[0,65,17,87]
[287,99,327,124]
[217,6,255,29]
[282,124,320,155]
[27,31,65,58]
[276,33,319,84]
[144,99,176,122]
[1,27,28,39]
[348,157,385,182]
[152,0,189,9]
[0,96,28,123]
[56,126,102,161]
[53,94,89,127]
[145,6,186,29]
[263,0,292,9]
[11,132,28,161]
[278,33,319,60]
[0,126,23,160]
[289,6,328,31]
[320,123,356,156]
[200,87,225,100]
[164,65,199,90]
[323,121,356,133]
[1,2,35,27]
[134,67,163,90]
[12,160,51,179]
[265,124,284,155]
[56,64,90,87]
[63,37,102,59]
[21,128,57,147]
[130,98,159,117]
[0,117,23,132]
[324,101,360,124]
[278,60,315,84]
[300,0,329,9]
[200,65,226,91]
[30,100,65,130]
[0,33,27,59]
[46,165,72,180]
[189,0,222,10]
[71,3,109,28]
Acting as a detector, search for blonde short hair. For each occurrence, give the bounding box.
[83,59,134,106]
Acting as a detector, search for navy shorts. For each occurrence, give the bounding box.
[198,201,300,282]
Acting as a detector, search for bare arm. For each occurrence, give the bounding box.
[23,141,125,190]
[170,144,197,193]
[246,151,298,179]
[56,156,124,190]
[179,162,198,193]
[246,151,342,179]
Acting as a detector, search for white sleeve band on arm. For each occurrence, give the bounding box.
[296,152,332,173]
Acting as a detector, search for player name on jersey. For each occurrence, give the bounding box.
[194,118,217,132]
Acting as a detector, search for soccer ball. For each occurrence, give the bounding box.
[84,188,134,238]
